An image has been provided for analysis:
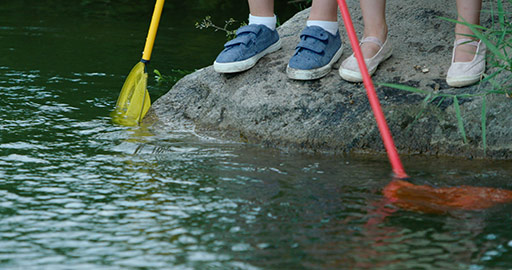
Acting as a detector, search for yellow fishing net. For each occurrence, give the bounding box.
[111,62,151,126]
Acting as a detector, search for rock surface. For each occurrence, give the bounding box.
[147,0,512,160]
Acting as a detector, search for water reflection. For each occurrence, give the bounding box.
[2,109,512,269]
[1,0,512,269]
[100,133,512,269]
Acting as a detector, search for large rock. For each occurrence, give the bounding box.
[147,0,512,160]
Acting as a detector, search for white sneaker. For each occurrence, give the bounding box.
[339,36,393,82]
[446,39,486,87]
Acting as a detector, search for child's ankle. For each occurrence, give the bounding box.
[363,25,388,44]
[306,20,339,35]
[249,14,277,30]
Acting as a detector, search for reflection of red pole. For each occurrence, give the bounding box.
[336,0,408,179]
[337,0,512,213]
[383,179,512,213]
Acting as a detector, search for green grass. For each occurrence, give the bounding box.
[195,16,244,41]
[380,0,511,155]
[153,69,192,87]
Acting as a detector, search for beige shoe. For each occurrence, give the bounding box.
[446,39,486,87]
[339,36,393,82]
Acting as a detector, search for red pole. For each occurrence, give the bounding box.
[336,0,408,179]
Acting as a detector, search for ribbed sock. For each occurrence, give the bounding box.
[307,20,339,35]
[249,14,277,31]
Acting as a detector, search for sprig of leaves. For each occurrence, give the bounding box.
[195,16,245,40]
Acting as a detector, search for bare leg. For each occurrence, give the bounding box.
[248,0,274,17]
[454,0,482,62]
[360,0,387,58]
[309,0,338,21]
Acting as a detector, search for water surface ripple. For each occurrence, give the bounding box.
[1,1,512,269]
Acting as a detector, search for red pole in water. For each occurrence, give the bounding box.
[336,0,408,179]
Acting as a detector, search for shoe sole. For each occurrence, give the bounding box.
[213,39,282,73]
[286,45,344,80]
[339,49,393,83]
[446,74,482,87]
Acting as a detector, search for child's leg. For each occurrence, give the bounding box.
[360,0,387,58]
[248,0,274,16]
[306,0,339,35]
[454,0,482,62]
[286,0,344,80]
[213,0,280,73]
[446,0,485,87]
[248,0,276,30]
[339,0,391,82]
[309,0,338,22]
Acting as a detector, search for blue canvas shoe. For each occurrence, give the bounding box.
[287,26,343,80]
[214,24,281,73]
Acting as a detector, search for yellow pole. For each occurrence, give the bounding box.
[142,0,165,62]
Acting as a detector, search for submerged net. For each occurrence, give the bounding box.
[111,62,151,126]
[383,179,512,214]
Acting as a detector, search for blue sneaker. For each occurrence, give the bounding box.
[287,26,343,80]
[214,24,281,73]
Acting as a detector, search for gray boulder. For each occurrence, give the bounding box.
[147,0,512,160]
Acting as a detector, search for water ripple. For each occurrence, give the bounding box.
[2,15,512,270]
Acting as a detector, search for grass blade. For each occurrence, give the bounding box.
[481,95,487,155]
[435,96,446,107]
[421,93,433,107]
[441,17,507,62]
[498,0,505,27]
[378,83,430,94]
[441,17,486,30]
[453,96,468,144]
[406,93,433,131]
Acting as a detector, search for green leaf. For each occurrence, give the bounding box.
[482,70,504,90]
[378,83,430,94]
[421,93,433,107]
[481,95,487,155]
[408,93,433,127]
[498,0,505,27]
[441,17,507,62]
[453,96,468,144]
[440,17,486,30]
[467,28,507,62]
[435,96,446,107]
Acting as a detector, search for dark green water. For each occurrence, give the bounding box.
[1,1,512,269]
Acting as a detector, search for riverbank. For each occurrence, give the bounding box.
[148,0,512,160]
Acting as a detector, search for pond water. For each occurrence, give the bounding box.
[1,1,512,269]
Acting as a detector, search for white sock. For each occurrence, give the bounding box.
[307,20,339,35]
[249,14,277,31]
